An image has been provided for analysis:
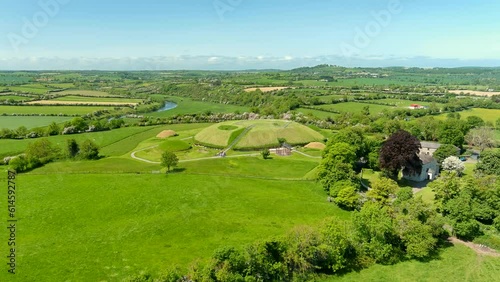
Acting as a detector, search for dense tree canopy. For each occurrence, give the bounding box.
[379,130,422,180]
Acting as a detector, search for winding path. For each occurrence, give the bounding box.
[131,145,321,164]
[130,145,260,164]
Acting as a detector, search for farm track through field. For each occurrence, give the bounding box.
[448,237,500,257]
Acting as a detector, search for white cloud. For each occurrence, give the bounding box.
[0,55,499,70]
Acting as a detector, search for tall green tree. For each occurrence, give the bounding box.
[79,140,100,160]
[433,144,459,164]
[475,150,500,176]
[66,139,80,159]
[379,130,422,180]
[161,151,179,172]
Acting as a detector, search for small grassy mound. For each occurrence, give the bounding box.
[159,140,191,152]
[156,130,177,139]
[305,142,326,150]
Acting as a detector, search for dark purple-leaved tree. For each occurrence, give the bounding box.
[379,130,423,180]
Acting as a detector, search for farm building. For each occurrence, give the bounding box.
[408,104,426,110]
[403,153,439,182]
[275,143,292,156]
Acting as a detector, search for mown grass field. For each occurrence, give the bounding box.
[323,244,500,282]
[0,105,118,115]
[436,108,500,123]
[0,172,347,281]
[372,98,445,108]
[53,95,143,103]
[0,116,71,130]
[315,102,396,114]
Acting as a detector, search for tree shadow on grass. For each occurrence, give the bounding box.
[169,167,186,173]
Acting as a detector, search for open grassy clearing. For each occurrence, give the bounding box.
[435,108,500,123]
[0,105,119,115]
[371,98,445,108]
[315,102,396,114]
[146,96,249,117]
[0,116,71,130]
[53,95,143,103]
[0,173,347,281]
[322,244,500,282]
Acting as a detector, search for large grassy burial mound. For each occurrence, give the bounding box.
[194,120,324,150]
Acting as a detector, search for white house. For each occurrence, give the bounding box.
[403,153,439,182]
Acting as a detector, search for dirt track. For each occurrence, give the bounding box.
[448,237,500,257]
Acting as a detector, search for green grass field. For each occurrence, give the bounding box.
[0,126,159,158]
[53,95,143,103]
[0,172,347,281]
[295,107,338,119]
[0,95,33,101]
[372,98,445,108]
[0,105,118,115]
[315,102,396,114]
[0,116,71,130]
[436,108,500,124]
[146,96,249,117]
[322,244,500,282]
[8,84,55,94]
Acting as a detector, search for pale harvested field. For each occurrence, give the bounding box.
[156,130,177,139]
[244,86,292,92]
[26,100,138,106]
[449,90,500,97]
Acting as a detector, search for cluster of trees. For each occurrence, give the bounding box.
[318,128,385,209]
[126,195,444,282]
[0,117,125,140]
[430,168,500,240]
[5,138,100,172]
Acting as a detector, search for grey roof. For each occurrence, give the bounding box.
[420,141,441,150]
[419,153,436,165]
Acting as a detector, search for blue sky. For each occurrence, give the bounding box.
[1,0,499,69]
